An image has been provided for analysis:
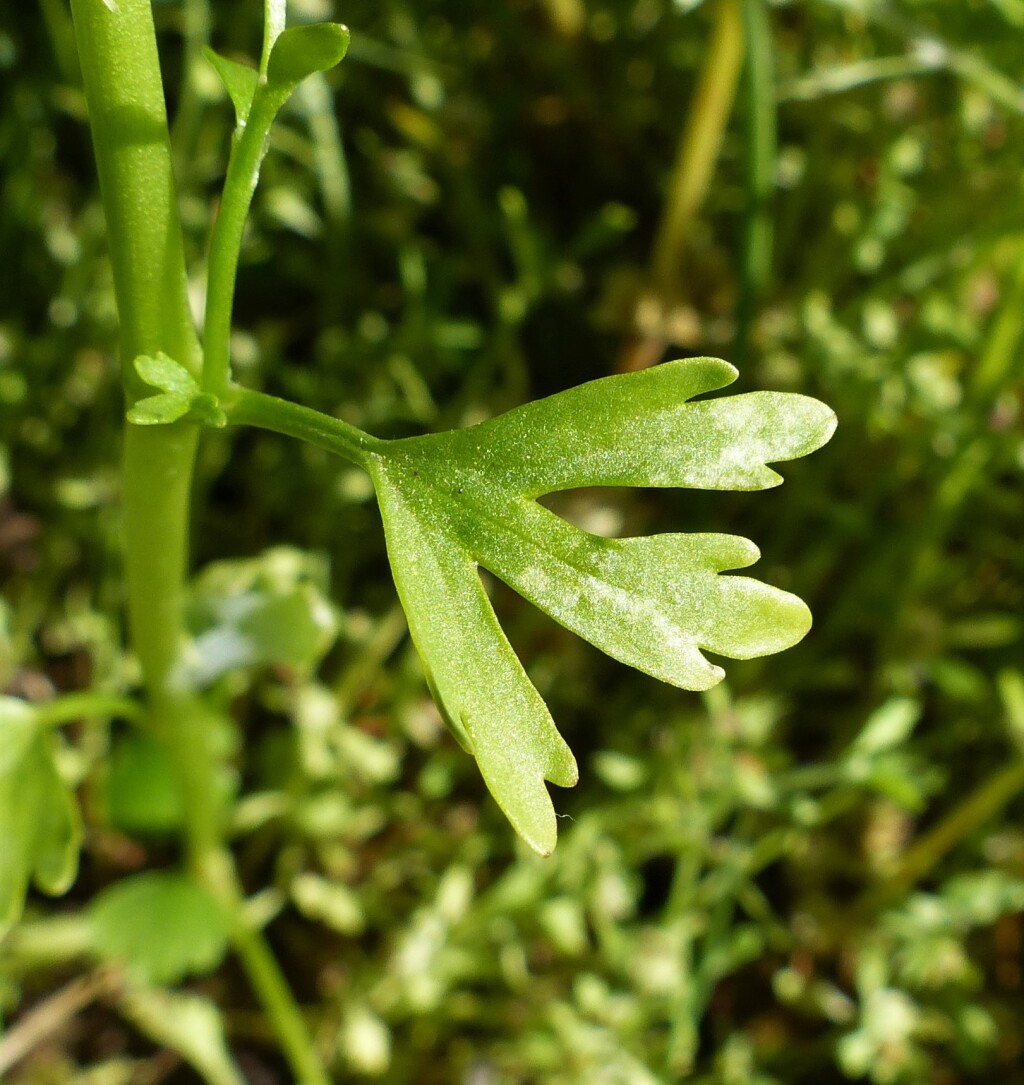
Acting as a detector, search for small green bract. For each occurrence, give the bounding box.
[128,353,227,427]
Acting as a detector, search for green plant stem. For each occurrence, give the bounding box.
[230,920,330,1085]
[224,385,384,465]
[70,0,220,894]
[864,760,1024,910]
[736,0,775,357]
[650,0,744,292]
[69,5,204,806]
[70,6,330,1083]
[203,94,277,396]
[204,17,351,394]
[262,0,287,75]
[68,0,201,704]
[68,1,202,390]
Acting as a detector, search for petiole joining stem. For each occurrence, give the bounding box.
[224,385,385,466]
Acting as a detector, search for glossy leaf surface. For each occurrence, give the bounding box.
[266,23,351,96]
[375,479,578,854]
[369,358,836,853]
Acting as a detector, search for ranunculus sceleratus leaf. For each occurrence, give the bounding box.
[367,357,836,854]
[374,479,578,856]
[265,23,351,95]
[204,49,260,127]
[206,20,349,130]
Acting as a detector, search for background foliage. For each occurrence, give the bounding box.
[1,0,1023,1081]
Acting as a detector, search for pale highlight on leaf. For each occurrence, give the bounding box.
[373,473,578,856]
[413,357,836,495]
[133,352,197,396]
[361,357,833,850]
[459,504,813,691]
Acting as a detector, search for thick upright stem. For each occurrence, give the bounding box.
[68,0,201,389]
[69,0,202,710]
[69,6,330,1082]
[70,0,210,847]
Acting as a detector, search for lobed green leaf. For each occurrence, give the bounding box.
[365,357,835,851]
[370,355,837,846]
[230,358,833,851]
[127,392,192,425]
[128,355,226,427]
[410,358,837,495]
[133,352,198,397]
[375,477,577,855]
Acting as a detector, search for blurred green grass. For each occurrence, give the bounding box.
[1,1,1023,1082]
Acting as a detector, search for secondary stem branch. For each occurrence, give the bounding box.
[203,94,282,396]
[864,760,1024,910]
